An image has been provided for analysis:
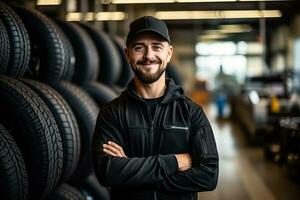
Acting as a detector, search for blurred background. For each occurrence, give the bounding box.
[1,0,300,200]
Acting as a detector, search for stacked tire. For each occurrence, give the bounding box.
[0,2,110,199]
[54,20,118,106]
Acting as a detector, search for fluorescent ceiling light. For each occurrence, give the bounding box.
[156,11,216,19]
[111,0,173,3]
[66,12,82,21]
[108,0,288,3]
[218,24,252,33]
[66,12,127,21]
[199,33,227,41]
[176,0,236,2]
[205,28,251,34]
[111,0,236,3]
[37,0,62,5]
[95,12,127,21]
[219,24,251,30]
[155,10,281,20]
[85,13,94,21]
[239,0,288,1]
[224,10,282,18]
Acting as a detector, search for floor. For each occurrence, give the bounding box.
[197,104,300,200]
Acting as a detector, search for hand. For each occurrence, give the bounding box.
[102,141,127,158]
[175,153,192,172]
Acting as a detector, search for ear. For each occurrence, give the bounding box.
[124,47,130,63]
[166,45,173,63]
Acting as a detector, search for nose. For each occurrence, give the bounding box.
[143,47,155,60]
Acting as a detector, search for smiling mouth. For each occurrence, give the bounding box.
[139,63,159,69]
[138,59,160,65]
[142,63,158,65]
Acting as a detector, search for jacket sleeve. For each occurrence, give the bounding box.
[155,104,219,192]
[92,105,178,187]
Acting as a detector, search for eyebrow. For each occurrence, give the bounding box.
[131,42,165,47]
[131,42,144,46]
[152,42,164,46]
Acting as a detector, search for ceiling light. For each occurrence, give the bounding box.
[95,12,127,21]
[176,0,236,2]
[37,0,62,5]
[199,33,228,41]
[66,12,82,21]
[110,0,236,3]
[203,25,252,34]
[111,0,173,3]
[219,29,250,34]
[155,10,281,20]
[223,10,282,18]
[108,0,288,3]
[219,24,252,33]
[239,0,288,1]
[219,24,251,29]
[85,13,94,21]
[66,12,127,21]
[156,11,217,20]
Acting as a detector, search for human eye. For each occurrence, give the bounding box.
[153,45,163,51]
[133,45,144,52]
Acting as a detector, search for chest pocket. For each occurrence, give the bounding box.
[128,127,149,157]
[162,124,190,154]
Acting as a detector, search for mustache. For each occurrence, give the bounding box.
[137,59,161,65]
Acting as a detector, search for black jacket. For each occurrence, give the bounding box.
[92,79,219,200]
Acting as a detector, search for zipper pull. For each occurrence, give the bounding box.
[165,125,189,130]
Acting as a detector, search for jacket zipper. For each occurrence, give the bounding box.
[165,125,189,130]
[149,104,159,130]
[154,190,157,200]
[146,103,159,153]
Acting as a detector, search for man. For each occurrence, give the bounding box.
[92,16,219,200]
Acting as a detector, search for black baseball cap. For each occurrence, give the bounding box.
[126,16,170,46]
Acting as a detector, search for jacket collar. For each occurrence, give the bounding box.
[124,78,184,104]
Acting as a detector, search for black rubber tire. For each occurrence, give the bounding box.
[83,81,117,106]
[0,18,10,73]
[111,36,134,88]
[62,33,76,82]
[81,173,110,200]
[52,81,99,184]
[55,20,99,85]
[0,2,30,77]
[0,75,63,199]
[21,79,81,183]
[110,84,124,95]
[79,23,121,85]
[47,184,85,200]
[13,6,74,84]
[0,123,28,200]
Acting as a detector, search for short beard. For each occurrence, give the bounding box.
[132,65,166,84]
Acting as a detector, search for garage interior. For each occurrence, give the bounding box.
[0,0,299,200]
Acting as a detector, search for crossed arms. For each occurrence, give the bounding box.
[92,106,219,193]
[103,141,192,172]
